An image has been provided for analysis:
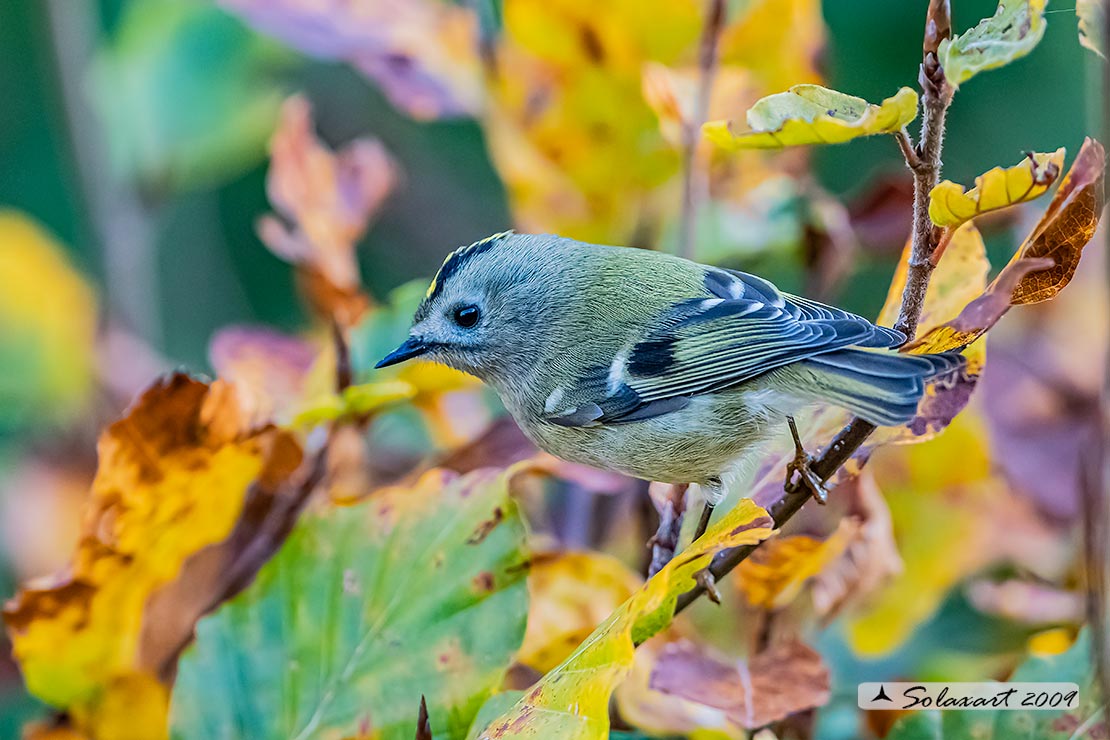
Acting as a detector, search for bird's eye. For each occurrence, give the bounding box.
[452,305,480,328]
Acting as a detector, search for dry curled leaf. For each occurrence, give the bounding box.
[258,95,395,324]
[704,85,918,150]
[3,374,303,739]
[1005,137,1106,305]
[649,639,831,730]
[928,149,1065,229]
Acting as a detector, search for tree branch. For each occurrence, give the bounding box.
[672,2,954,617]
[677,0,725,260]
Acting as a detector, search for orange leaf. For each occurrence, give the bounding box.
[1005,137,1106,305]
[258,95,395,324]
[3,374,303,738]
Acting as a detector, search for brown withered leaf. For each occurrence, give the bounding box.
[906,257,1054,353]
[416,695,432,740]
[1006,137,1106,305]
[258,95,395,324]
[736,523,857,610]
[650,639,831,730]
[3,374,304,738]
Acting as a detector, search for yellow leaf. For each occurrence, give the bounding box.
[704,85,917,151]
[736,522,857,610]
[519,551,643,673]
[3,374,302,736]
[928,149,1064,228]
[845,412,1067,656]
[475,500,774,739]
[0,211,97,422]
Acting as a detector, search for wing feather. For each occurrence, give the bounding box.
[544,267,906,426]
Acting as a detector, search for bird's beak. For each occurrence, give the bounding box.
[375,335,431,368]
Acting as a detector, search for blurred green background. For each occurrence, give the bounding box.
[0,0,1092,370]
[0,0,1099,734]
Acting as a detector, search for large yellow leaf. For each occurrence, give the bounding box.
[876,222,991,337]
[519,552,643,673]
[3,374,303,739]
[704,85,917,151]
[937,0,1047,89]
[928,149,1065,229]
[474,500,774,739]
[846,412,1069,656]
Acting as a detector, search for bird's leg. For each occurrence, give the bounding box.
[785,415,828,505]
[691,477,721,542]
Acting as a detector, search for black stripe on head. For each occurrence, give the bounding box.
[422,231,514,307]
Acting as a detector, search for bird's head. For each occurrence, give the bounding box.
[376,231,555,382]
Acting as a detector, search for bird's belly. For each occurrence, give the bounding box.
[520,389,791,485]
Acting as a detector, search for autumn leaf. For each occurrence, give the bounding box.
[928,149,1065,229]
[219,0,484,119]
[472,500,774,739]
[704,85,918,150]
[171,468,529,740]
[736,522,857,610]
[1005,138,1106,304]
[258,95,395,325]
[293,380,417,427]
[0,212,97,429]
[649,639,830,730]
[909,138,1106,353]
[519,552,643,673]
[3,374,303,739]
[937,0,1047,89]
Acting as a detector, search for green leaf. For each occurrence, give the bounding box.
[703,85,917,150]
[471,500,774,740]
[887,631,1104,740]
[170,468,529,740]
[89,0,294,192]
[937,0,1047,89]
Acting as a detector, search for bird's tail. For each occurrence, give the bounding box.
[792,349,966,427]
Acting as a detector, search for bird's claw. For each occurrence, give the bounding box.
[694,567,721,604]
[786,416,828,505]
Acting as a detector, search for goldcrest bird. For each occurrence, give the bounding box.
[377,232,962,521]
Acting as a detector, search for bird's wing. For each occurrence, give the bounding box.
[544,267,904,427]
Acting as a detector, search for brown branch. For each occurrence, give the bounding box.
[677,0,726,259]
[672,4,954,617]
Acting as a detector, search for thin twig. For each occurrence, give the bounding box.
[677,0,726,260]
[671,5,954,618]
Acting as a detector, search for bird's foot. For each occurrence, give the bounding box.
[694,567,721,604]
[786,415,828,505]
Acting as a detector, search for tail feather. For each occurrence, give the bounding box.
[797,349,965,427]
